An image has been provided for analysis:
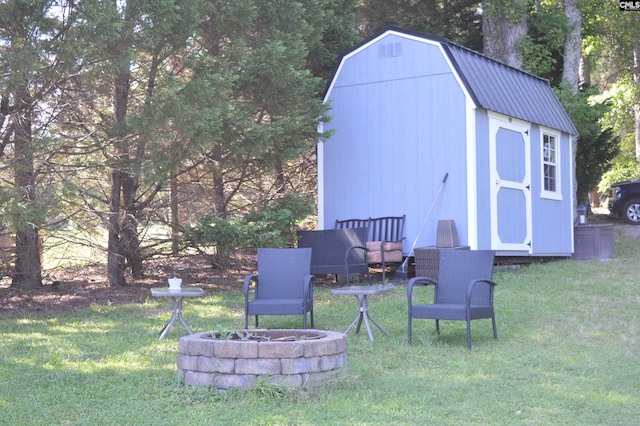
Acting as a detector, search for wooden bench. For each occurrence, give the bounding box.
[335,215,406,282]
[296,228,371,283]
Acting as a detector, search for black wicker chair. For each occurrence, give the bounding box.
[244,248,314,329]
[407,250,497,349]
[297,228,370,284]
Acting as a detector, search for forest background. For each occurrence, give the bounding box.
[0,0,638,290]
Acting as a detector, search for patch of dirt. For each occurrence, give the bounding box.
[0,253,258,318]
[0,251,342,318]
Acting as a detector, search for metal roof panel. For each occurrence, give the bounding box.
[445,43,578,135]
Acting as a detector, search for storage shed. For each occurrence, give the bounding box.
[318,26,579,258]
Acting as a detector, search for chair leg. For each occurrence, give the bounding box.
[466,320,472,350]
[492,316,498,340]
[408,315,412,344]
[435,319,440,335]
[254,315,259,328]
[310,310,315,328]
[244,313,248,329]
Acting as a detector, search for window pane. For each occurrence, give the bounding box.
[544,164,556,192]
[542,133,558,193]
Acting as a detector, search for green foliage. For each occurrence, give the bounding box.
[598,133,640,192]
[356,0,483,51]
[0,185,46,231]
[555,82,619,202]
[593,78,638,193]
[520,1,566,82]
[241,194,315,248]
[186,194,314,262]
[213,324,261,340]
[186,213,241,259]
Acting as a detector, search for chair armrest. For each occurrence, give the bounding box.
[344,245,370,284]
[243,274,258,300]
[304,275,314,302]
[465,278,498,304]
[344,245,369,264]
[407,276,437,300]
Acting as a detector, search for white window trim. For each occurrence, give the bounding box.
[540,128,562,201]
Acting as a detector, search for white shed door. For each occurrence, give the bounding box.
[489,114,532,253]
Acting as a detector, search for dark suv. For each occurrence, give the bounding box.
[609,179,640,224]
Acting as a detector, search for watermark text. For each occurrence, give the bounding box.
[620,1,640,10]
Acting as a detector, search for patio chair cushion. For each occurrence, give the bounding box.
[365,241,403,263]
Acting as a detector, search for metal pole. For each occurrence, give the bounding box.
[396,173,448,277]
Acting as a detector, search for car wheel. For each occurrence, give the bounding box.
[622,198,640,224]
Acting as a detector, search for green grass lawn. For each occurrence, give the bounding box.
[1,232,639,425]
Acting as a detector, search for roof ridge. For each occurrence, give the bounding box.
[380,25,550,84]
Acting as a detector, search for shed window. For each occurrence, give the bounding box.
[541,131,561,200]
[378,42,402,58]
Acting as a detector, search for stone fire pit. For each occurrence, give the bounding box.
[177,329,348,390]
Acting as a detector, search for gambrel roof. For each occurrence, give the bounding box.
[329,26,579,135]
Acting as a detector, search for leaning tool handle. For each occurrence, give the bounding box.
[400,172,448,271]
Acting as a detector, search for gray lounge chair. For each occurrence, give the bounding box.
[244,248,314,329]
[407,250,497,349]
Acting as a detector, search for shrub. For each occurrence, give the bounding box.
[186,194,314,267]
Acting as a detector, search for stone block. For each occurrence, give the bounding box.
[302,338,337,357]
[214,373,255,390]
[258,341,304,359]
[214,339,258,359]
[176,354,198,371]
[320,354,345,371]
[198,356,235,374]
[235,358,281,375]
[179,335,215,357]
[281,356,322,374]
[183,370,213,387]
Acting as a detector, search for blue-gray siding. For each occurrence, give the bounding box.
[322,36,470,251]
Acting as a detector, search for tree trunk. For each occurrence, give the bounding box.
[275,161,286,194]
[482,0,527,69]
[579,55,591,89]
[210,143,227,217]
[11,84,43,289]
[106,0,146,285]
[121,172,143,278]
[562,0,582,92]
[107,54,131,286]
[170,169,180,255]
[562,0,582,217]
[107,169,126,287]
[634,45,640,162]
